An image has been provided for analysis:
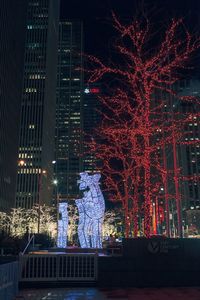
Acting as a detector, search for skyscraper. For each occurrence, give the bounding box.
[83,84,101,173]
[178,79,200,232]
[0,0,27,212]
[15,0,60,209]
[162,79,200,236]
[54,21,83,203]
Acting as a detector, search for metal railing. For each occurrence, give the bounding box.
[19,253,98,282]
[22,234,35,255]
[0,261,19,300]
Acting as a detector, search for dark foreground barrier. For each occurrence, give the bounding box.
[0,261,19,300]
[98,238,200,287]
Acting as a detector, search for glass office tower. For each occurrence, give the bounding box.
[54,21,83,203]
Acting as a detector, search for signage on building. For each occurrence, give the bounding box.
[147,240,180,254]
[84,87,100,94]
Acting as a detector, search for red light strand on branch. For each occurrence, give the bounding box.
[85,14,200,237]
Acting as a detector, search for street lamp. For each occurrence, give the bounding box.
[53,179,58,185]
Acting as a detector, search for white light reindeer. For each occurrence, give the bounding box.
[76,172,105,248]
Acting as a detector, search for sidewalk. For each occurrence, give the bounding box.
[18,287,200,300]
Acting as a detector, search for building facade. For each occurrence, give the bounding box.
[0,0,27,212]
[82,84,101,173]
[162,79,200,236]
[54,21,83,203]
[178,79,200,233]
[15,0,60,209]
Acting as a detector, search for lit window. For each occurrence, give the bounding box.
[27,43,40,49]
[29,124,35,129]
[37,14,48,18]
[25,88,37,93]
[30,2,39,6]
[29,74,45,79]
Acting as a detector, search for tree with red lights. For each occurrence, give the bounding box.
[86,14,200,237]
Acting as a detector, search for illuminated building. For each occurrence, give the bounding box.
[177,79,200,231]
[15,0,60,209]
[54,21,83,203]
[0,0,27,212]
[161,79,200,236]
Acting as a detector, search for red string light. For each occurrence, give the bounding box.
[85,14,200,238]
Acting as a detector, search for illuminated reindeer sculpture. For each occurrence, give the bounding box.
[75,172,105,248]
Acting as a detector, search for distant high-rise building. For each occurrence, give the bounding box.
[177,79,200,230]
[54,21,83,203]
[163,79,200,236]
[83,84,101,173]
[15,0,60,209]
[0,0,27,212]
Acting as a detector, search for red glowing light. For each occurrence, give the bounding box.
[90,88,100,94]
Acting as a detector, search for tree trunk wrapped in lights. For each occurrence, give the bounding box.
[85,13,200,237]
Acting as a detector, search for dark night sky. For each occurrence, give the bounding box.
[60,0,200,56]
